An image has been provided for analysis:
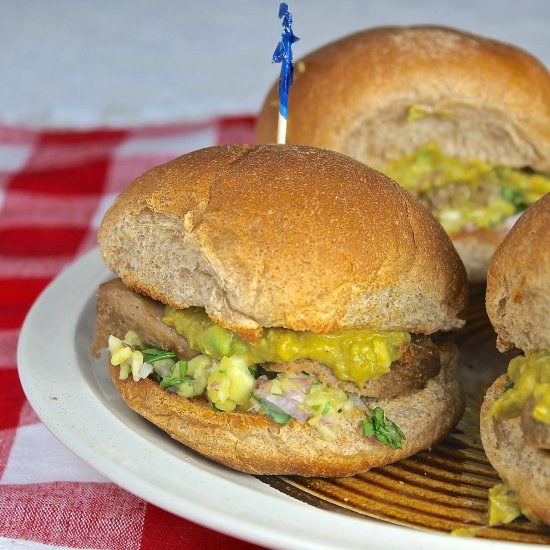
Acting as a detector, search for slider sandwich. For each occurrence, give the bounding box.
[482,192,550,525]
[93,144,467,476]
[256,26,550,281]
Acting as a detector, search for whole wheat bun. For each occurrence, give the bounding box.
[257,26,550,171]
[99,144,467,340]
[480,375,550,524]
[256,26,550,281]
[108,347,463,476]
[486,193,550,352]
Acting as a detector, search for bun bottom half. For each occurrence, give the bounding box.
[480,375,550,524]
[108,347,464,477]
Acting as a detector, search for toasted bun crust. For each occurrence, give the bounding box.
[108,347,463,476]
[480,375,550,524]
[257,26,550,172]
[99,144,467,339]
[486,193,550,352]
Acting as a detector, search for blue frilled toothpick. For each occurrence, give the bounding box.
[272,2,299,144]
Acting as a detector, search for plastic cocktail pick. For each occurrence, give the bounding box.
[272,2,299,144]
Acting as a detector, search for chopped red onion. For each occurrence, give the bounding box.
[264,394,310,423]
[153,361,172,377]
[139,363,154,380]
[253,377,272,399]
[247,398,262,413]
[282,390,307,403]
[316,414,335,426]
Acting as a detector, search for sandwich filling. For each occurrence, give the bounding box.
[488,350,550,425]
[107,330,404,445]
[385,141,550,234]
[163,306,410,386]
[488,483,540,526]
[486,351,549,526]
[95,279,444,446]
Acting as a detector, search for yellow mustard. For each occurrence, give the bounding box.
[488,483,540,526]
[385,141,550,233]
[407,104,454,124]
[489,350,550,424]
[450,527,482,538]
[163,306,410,387]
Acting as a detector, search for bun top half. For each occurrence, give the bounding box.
[256,26,550,172]
[99,144,467,340]
[487,193,550,352]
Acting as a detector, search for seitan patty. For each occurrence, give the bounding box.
[264,337,441,398]
[94,278,442,398]
[93,278,199,360]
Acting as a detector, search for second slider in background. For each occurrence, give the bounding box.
[257,25,550,282]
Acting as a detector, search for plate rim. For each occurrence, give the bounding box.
[17,248,532,550]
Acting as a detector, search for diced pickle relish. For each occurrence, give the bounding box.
[385,141,550,233]
[489,350,550,424]
[106,331,405,444]
[207,355,255,412]
[163,307,410,387]
[252,372,355,441]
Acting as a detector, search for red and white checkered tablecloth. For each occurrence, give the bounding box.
[0,118,268,549]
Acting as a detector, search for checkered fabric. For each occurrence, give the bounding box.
[0,118,266,549]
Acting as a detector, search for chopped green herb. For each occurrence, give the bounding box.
[143,350,177,363]
[257,398,292,425]
[264,408,292,425]
[135,344,178,364]
[504,379,515,391]
[322,402,331,415]
[362,407,405,449]
[140,347,163,354]
[157,361,189,390]
[173,360,188,378]
[135,346,177,363]
[159,376,184,390]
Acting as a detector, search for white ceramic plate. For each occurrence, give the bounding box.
[18,249,531,550]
